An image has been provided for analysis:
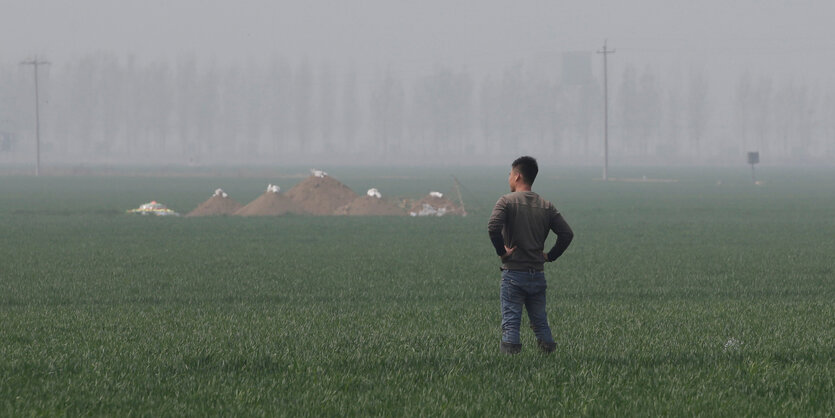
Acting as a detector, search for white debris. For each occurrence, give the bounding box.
[213,188,229,198]
[310,169,328,178]
[410,203,448,217]
[266,184,281,193]
[127,201,180,216]
[429,191,443,198]
[139,201,165,211]
[366,188,382,199]
[723,337,742,352]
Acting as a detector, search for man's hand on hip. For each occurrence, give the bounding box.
[500,245,516,260]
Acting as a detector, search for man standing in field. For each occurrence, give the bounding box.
[488,156,574,354]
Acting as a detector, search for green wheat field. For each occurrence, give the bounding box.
[1,166,833,416]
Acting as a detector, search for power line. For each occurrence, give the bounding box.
[20,56,50,177]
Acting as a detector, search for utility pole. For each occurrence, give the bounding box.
[597,40,614,181]
[20,56,50,176]
[451,175,467,217]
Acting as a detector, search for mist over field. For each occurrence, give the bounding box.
[2,0,834,168]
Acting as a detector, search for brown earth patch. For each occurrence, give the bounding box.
[234,192,303,216]
[286,175,358,215]
[186,195,244,217]
[334,196,406,216]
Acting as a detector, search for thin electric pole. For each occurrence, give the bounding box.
[597,40,614,181]
[451,175,467,217]
[20,56,50,176]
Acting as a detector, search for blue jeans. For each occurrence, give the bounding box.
[500,269,554,345]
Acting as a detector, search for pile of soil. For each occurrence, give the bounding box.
[234,191,302,216]
[335,196,406,216]
[286,175,358,215]
[409,194,465,216]
[186,195,244,217]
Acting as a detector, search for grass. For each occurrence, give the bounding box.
[1,166,833,416]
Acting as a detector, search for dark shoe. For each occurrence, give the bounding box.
[501,341,522,355]
[537,339,556,354]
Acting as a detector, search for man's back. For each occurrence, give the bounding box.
[488,191,573,271]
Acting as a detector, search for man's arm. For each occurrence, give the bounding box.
[546,207,573,262]
[487,196,508,257]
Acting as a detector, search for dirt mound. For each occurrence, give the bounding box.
[234,191,302,216]
[286,175,358,215]
[409,194,465,217]
[186,195,244,217]
[335,196,406,216]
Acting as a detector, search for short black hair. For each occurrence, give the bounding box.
[511,156,538,185]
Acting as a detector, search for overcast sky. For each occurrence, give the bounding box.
[3,0,835,78]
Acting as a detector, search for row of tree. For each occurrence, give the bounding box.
[1,53,832,165]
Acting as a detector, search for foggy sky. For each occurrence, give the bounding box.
[3,0,835,77]
[2,0,835,167]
